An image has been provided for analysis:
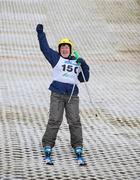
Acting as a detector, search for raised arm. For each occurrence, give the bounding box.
[36,24,60,68]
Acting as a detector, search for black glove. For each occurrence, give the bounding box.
[36,24,43,33]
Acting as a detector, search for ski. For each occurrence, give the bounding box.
[43,146,54,165]
[74,147,87,166]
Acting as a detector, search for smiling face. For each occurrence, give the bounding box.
[59,44,71,58]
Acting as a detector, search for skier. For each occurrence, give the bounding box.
[36,24,90,165]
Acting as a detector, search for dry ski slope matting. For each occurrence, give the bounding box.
[0,0,140,179]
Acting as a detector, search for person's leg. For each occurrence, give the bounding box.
[65,95,83,148]
[42,92,65,148]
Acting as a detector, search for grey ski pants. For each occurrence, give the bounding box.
[42,92,83,148]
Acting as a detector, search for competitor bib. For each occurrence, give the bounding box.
[53,57,80,84]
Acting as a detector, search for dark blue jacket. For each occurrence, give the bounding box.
[37,32,90,95]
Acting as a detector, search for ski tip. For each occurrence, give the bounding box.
[79,162,87,166]
[46,162,54,165]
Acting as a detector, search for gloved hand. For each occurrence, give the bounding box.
[73,50,85,65]
[36,24,43,33]
[73,50,79,60]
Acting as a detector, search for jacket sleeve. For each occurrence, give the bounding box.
[37,32,60,68]
[78,60,90,82]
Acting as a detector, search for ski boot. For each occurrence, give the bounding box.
[43,146,54,165]
[74,147,87,166]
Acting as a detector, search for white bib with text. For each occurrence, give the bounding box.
[53,57,80,84]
